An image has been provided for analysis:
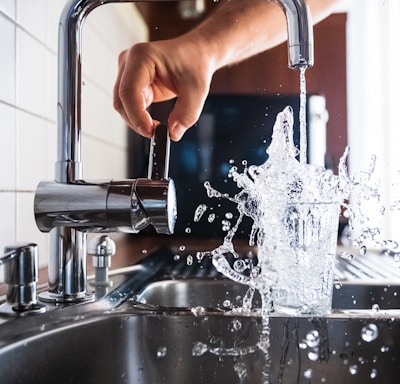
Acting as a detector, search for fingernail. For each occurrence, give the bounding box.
[170,123,186,141]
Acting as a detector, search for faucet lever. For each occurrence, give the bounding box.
[148,124,171,180]
[136,124,177,235]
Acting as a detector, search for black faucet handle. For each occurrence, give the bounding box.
[148,124,171,180]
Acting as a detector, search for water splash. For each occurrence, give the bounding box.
[194,204,208,222]
[361,323,379,342]
[192,341,258,357]
[190,100,400,382]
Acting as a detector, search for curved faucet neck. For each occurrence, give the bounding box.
[275,0,314,68]
[57,0,126,183]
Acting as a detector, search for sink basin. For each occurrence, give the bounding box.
[1,247,400,383]
[137,277,400,311]
[1,302,400,383]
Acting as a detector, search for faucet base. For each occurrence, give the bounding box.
[0,302,46,317]
[39,291,94,304]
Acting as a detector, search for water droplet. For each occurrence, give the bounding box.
[222,299,232,308]
[361,323,378,342]
[305,330,320,348]
[349,365,358,375]
[370,368,378,379]
[304,368,313,379]
[156,346,167,358]
[142,249,147,254]
[231,319,242,331]
[340,251,354,260]
[207,213,216,223]
[187,255,193,265]
[225,212,233,219]
[192,341,208,356]
[173,254,180,261]
[194,251,204,262]
[179,245,186,251]
[299,341,307,349]
[360,245,367,255]
[371,303,380,313]
[191,306,206,317]
[334,279,343,289]
[308,351,319,361]
[380,345,389,353]
[194,204,208,222]
[185,227,191,234]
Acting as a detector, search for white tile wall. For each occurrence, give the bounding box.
[0,12,16,105]
[16,27,47,117]
[0,0,15,20]
[0,1,148,281]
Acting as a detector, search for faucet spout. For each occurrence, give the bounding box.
[275,0,314,68]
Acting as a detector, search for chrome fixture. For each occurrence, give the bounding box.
[88,235,116,285]
[0,243,46,315]
[276,0,314,68]
[33,0,177,304]
[88,235,116,298]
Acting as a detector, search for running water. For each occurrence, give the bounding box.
[299,67,307,164]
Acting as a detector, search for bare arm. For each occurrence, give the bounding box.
[113,0,339,141]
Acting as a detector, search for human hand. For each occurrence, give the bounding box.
[113,37,214,141]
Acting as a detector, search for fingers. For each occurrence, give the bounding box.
[113,47,155,138]
[168,80,210,142]
[113,42,211,141]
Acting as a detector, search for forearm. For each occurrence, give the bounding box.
[183,0,339,71]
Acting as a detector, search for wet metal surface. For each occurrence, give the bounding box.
[1,247,400,383]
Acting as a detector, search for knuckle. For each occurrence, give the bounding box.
[113,97,123,112]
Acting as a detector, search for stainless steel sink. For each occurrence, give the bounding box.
[1,247,400,383]
[1,301,400,383]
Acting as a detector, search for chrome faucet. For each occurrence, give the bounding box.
[33,0,313,303]
[276,0,314,68]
